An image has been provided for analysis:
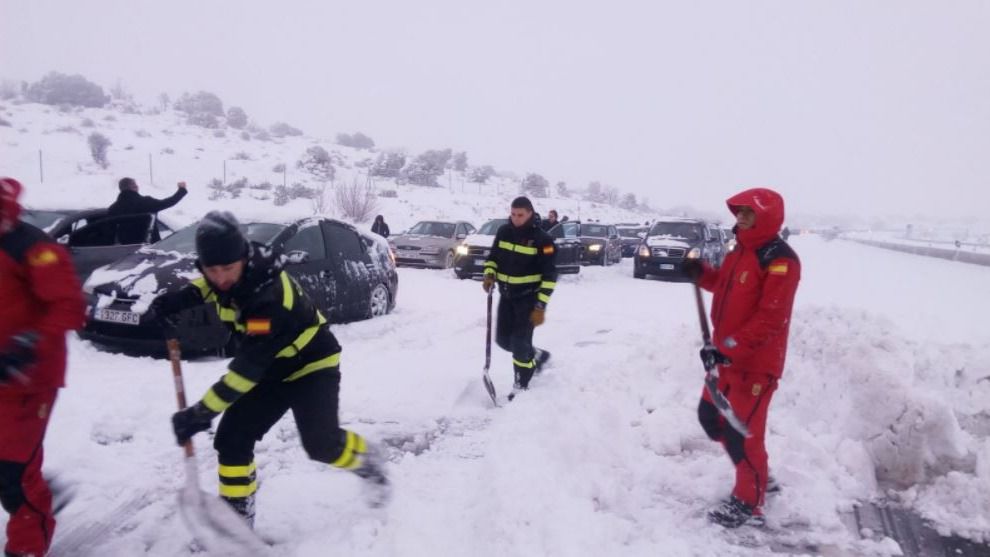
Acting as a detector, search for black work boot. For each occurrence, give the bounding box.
[534,349,551,374]
[222,494,256,529]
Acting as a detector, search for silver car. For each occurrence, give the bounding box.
[389,220,476,269]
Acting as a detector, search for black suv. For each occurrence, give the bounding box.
[616,223,649,258]
[633,218,725,280]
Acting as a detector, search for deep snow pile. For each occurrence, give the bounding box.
[0,235,982,556]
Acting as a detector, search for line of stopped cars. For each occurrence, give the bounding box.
[389,216,735,281]
[21,208,399,357]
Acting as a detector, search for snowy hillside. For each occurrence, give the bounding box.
[0,100,650,232]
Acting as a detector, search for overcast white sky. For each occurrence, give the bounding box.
[2,0,988,220]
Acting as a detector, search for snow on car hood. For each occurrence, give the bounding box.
[85,249,198,312]
[462,233,495,248]
[645,236,693,249]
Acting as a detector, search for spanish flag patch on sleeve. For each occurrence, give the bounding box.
[768,262,789,275]
[246,318,272,335]
[542,245,555,255]
[28,249,59,267]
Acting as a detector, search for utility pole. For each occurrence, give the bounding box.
[223,160,227,185]
[148,154,154,185]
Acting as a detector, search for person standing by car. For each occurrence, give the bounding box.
[682,187,800,528]
[540,209,559,231]
[371,214,390,238]
[483,196,557,398]
[0,177,86,557]
[146,211,390,527]
[108,177,188,244]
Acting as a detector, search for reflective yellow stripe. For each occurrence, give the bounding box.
[219,462,256,478]
[483,268,496,277]
[218,306,237,323]
[513,358,535,368]
[483,261,497,269]
[280,272,295,310]
[540,281,556,289]
[496,273,541,284]
[219,482,257,498]
[202,389,231,412]
[498,241,538,255]
[538,293,551,303]
[284,353,341,382]
[192,277,210,297]
[277,313,327,358]
[331,431,366,470]
[222,371,256,393]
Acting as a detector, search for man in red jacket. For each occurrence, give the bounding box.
[0,177,86,557]
[683,187,801,528]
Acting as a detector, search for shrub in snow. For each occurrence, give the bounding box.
[272,163,286,173]
[334,178,379,223]
[335,131,375,150]
[288,182,318,200]
[174,91,224,117]
[0,117,10,127]
[207,177,247,200]
[226,106,248,129]
[232,151,251,161]
[162,147,174,155]
[55,125,78,134]
[254,129,271,142]
[80,117,95,128]
[451,151,468,172]
[556,181,569,198]
[27,72,110,108]
[370,151,405,178]
[249,181,273,191]
[297,146,334,181]
[213,129,225,138]
[87,132,111,168]
[270,122,303,137]
[520,173,549,198]
[134,129,151,138]
[240,131,251,141]
[379,189,398,198]
[402,149,451,187]
[273,185,290,206]
[0,80,21,100]
[620,193,638,210]
[469,165,495,184]
[103,114,116,122]
[186,111,220,129]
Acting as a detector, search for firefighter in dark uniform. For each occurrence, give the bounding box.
[483,196,557,397]
[147,211,389,527]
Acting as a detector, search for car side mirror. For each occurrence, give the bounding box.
[456,233,466,240]
[284,250,310,265]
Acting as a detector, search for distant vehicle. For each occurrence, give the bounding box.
[23,207,175,280]
[80,217,397,357]
[389,220,475,269]
[577,222,623,266]
[634,218,724,280]
[453,218,582,279]
[616,224,649,258]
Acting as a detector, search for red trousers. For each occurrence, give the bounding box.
[697,371,777,509]
[0,390,57,557]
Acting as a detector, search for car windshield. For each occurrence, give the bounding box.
[21,209,67,230]
[151,222,286,253]
[478,219,508,235]
[408,221,456,238]
[618,227,646,238]
[649,222,703,240]
[580,224,609,238]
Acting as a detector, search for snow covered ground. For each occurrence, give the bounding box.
[7,234,984,556]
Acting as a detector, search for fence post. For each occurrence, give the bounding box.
[149,154,154,185]
[223,160,227,185]
[38,150,43,183]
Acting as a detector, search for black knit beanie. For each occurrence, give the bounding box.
[511,196,534,212]
[196,211,248,266]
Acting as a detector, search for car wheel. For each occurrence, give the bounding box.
[444,251,454,269]
[634,268,646,279]
[368,283,390,318]
[455,271,469,280]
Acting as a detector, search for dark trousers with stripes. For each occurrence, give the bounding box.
[0,390,57,557]
[697,370,777,509]
[495,292,538,388]
[213,368,354,504]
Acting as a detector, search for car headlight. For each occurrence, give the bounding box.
[726,239,737,252]
[638,245,650,258]
[686,247,701,259]
[455,245,469,256]
[588,244,602,252]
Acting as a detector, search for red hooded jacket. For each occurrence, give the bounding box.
[0,177,86,392]
[698,188,800,378]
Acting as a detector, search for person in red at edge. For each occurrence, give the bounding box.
[682,187,801,528]
[0,177,85,557]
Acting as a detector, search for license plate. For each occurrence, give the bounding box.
[660,263,675,270]
[475,258,485,265]
[93,308,141,326]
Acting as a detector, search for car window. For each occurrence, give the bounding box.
[649,222,703,240]
[283,223,327,259]
[608,226,617,237]
[580,224,608,238]
[69,214,153,247]
[548,224,564,239]
[466,223,476,234]
[562,222,580,238]
[408,221,456,238]
[325,223,364,262]
[152,222,285,254]
[21,210,66,230]
[478,219,508,235]
[455,223,466,237]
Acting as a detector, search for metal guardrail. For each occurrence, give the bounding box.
[848,238,990,267]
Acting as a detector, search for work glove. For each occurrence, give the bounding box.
[0,331,40,385]
[482,274,496,293]
[530,304,546,327]
[681,259,703,283]
[146,295,181,335]
[172,402,218,446]
[699,345,731,372]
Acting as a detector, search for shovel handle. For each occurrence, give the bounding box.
[167,338,195,458]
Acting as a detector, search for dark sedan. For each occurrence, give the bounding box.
[577,223,622,266]
[80,217,398,357]
[453,219,582,278]
[616,224,649,257]
[633,218,723,280]
[22,207,175,280]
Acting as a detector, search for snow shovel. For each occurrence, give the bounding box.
[481,289,498,406]
[166,338,272,555]
[691,285,750,438]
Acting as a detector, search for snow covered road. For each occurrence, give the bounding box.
[22,235,990,556]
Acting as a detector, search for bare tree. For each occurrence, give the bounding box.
[334,177,379,223]
[87,132,111,168]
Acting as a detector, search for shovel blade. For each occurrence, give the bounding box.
[178,462,271,556]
